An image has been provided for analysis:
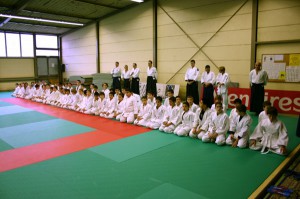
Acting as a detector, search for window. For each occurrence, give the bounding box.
[21,34,34,57]
[6,33,21,57]
[0,33,6,57]
[36,50,59,56]
[36,35,58,48]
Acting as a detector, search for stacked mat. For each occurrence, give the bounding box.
[92,73,113,89]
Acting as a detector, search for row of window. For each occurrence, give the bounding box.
[0,33,59,57]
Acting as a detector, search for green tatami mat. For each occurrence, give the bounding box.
[0,139,13,152]
[0,162,88,199]
[89,130,182,162]
[0,111,56,128]
[0,119,95,148]
[0,92,13,98]
[0,101,14,107]
[0,105,32,116]
[122,138,287,199]
[137,183,209,199]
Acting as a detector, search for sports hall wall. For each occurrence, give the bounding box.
[60,0,300,95]
[0,58,34,90]
[61,24,97,77]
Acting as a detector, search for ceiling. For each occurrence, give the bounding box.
[0,0,142,35]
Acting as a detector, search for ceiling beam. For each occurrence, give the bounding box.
[0,0,32,27]
[4,20,76,29]
[22,8,95,20]
[60,0,150,37]
[74,0,121,10]
[0,6,95,21]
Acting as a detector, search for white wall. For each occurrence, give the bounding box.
[99,1,153,82]
[257,0,300,91]
[0,58,34,91]
[60,0,300,95]
[157,0,252,96]
[61,24,97,78]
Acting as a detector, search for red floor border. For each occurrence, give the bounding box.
[0,98,151,172]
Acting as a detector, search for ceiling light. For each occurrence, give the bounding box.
[0,14,84,26]
[131,0,144,2]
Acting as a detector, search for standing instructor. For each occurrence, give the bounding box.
[249,61,268,115]
[185,60,199,104]
[146,60,157,97]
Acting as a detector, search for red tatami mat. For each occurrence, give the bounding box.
[0,98,151,172]
[1,98,150,137]
[0,130,120,172]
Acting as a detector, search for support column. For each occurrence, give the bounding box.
[153,0,157,68]
[250,0,258,69]
[96,21,100,73]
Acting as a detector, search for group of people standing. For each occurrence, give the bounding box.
[185,60,230,110]
[185,60,269,116]
[111,60,157,97]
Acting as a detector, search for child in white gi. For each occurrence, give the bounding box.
[229,98,242,122]
[163,89,174,107]
[100,92,116,118]
[114,93,125,120]
[259,101,271,123]
[95,92,106,116]
[249,107,288,155]
[120,89,138,123]
[187,96,199,113]
[147,91,156,107]
[147,96,165,129]
[189,98,212,139]
[226,104,252,148]
[159,96,181,133]
[12,83,20,97]
[84,92,100,115]
[102,83,110,99]
[202,102,229,145]
[174,102,195,136]
[134,96,152,126]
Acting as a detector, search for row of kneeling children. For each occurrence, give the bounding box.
[12,83,288,156]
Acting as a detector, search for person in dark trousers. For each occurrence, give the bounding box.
[122,65,130,89]
[185,60,200,104]
[146,60,157,97]
[249,61,268,115]
[200,65,215,108]
[130,63,140,95]
[111,61,121,90]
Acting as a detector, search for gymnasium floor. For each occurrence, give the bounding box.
[0,91,299,199]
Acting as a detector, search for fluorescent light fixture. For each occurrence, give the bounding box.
[0,14,84,26]
[131,0,144,2]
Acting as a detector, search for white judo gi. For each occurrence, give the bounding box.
[202,111,229,145]
[189,108,212,139]
[159,105,181,133]
[146,105,166,129]
[226,113,252,148]
[134,103,153,126]
[120,95,138,123]
[250,119,288,155]
[174,110,195,136]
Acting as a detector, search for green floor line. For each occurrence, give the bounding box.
[0,111,56,128]
[0,119,95,148]
[0,138,13,152]
[0,105,32,116]
[89,130,183,162]
[136,183,209,199]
